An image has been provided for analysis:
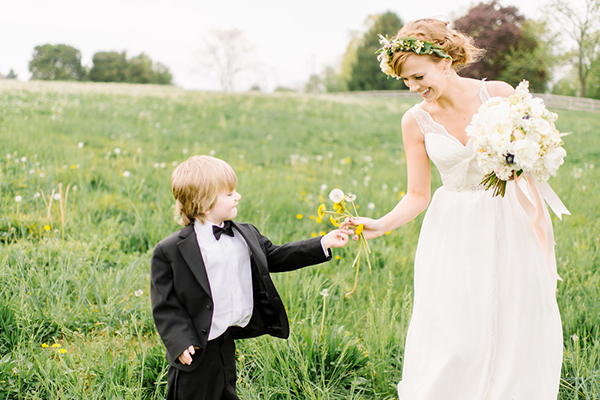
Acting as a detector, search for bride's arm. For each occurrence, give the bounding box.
[345,111,431,239]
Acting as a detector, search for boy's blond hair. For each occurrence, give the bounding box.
[171,155,237,225]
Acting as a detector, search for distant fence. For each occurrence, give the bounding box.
[339,90,600,113]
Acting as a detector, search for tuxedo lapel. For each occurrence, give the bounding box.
[231,222,268,273]
[177,225,212,296]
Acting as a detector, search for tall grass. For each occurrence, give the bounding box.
[0,81,598,399]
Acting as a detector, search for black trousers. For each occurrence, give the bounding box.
[166,331,239,400]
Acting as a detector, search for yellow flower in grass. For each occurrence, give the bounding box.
[41,343,49,348]
[60,348,67,354]
[52,343,60,348]
[296,214,303,219]
[43,225,51,231]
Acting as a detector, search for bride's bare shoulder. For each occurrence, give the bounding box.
[484,80,515,97]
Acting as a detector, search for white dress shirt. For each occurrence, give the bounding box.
[194,220,254,341]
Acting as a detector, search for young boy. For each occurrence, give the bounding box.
[150,155,348,400]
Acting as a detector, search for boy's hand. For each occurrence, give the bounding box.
[178,345,196,365]
[321,228,349,249]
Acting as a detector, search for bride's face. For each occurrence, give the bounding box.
[399,54,450,102]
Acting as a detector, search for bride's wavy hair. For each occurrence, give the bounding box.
[390,18,484,75]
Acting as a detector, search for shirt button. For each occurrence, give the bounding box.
[202,329,207,334]
[206,304,212,310]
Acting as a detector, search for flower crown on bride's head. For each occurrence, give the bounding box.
[375,34,451,79]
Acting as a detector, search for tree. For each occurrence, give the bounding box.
[89,51,128,83]
[90,51,173,85]
[197,29,254,92]
[346,11,405,91]
[454,1,525,81]
[6,69,18,79]
[498,20,556,92]
[544,0,600,97]
[29,44,85,81]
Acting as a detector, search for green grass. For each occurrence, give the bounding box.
[0,81,598,399]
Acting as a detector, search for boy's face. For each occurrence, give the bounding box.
[205,189,241,225]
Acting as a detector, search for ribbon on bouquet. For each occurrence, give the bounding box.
[514,173,570,287]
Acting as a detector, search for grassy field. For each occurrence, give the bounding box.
[0,80,598,399]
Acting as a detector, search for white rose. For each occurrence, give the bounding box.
[543,147,567,176]
[533,118,554,137]
[511,140,541,170]
[329,188,345,203]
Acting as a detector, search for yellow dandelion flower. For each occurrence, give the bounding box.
[335,255,341,260]
[385,231,392,235]
[60,348,67,354]
[355,224,364,235]
[41,343,49,348]
[309,215,315,220]
[296,214,303,219]
[334,203,342,212]
[44,225,51,231]
[70,164,77,169]
[329,215,339,227]
[317,204,326,219]
[316,217,322,224]
[319,231,326,236]
[301,190,307,196]
[311,232,318,238]
[52,343,60,348]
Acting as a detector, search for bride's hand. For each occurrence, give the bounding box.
[340,216,384,241]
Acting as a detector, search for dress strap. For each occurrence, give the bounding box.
[479,79,490,103]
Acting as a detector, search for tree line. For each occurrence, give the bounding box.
[27,44,172,85]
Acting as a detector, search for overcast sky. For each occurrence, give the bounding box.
[1,0,546,91]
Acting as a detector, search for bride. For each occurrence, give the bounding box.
[344,18,563,399]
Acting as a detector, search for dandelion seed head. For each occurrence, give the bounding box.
[123,171,131,178]
[78,142,84,148]
[114,148,122,155]
[53,193,61,201]
[15,195,22,203]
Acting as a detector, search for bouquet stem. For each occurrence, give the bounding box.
[480,172,507,197]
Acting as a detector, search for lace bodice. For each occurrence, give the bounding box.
[409,80,490,191]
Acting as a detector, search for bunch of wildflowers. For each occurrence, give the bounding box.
[318,188,371,296]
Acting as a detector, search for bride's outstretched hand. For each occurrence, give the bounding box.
[340,216,383,241]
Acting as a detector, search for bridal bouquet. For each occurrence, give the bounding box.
[318,189,371,296]
[466,80,567,197]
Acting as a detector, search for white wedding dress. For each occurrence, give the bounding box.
[397,81,563,400]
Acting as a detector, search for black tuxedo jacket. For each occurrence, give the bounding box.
[150,221,331,371]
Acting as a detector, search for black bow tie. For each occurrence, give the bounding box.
[212,221,234,240]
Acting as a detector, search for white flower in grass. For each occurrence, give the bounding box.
[34,192,41,198]
[183,148,189,154]
[123,171,131,178]
[320,184,328,192]
[319,289,329,297]
[53,193,61,201]
[135,289,143,297]
[345,193,357,202]
[571,334,579,342]
[114,148,122,155]
[367,202,375,210]
[15,195,22,203]
[78,142,84,148]
[328,188,345,203]
[21,157,27,162]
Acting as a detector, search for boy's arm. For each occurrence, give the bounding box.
[150,242,200,364]
[252,226,348,273]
